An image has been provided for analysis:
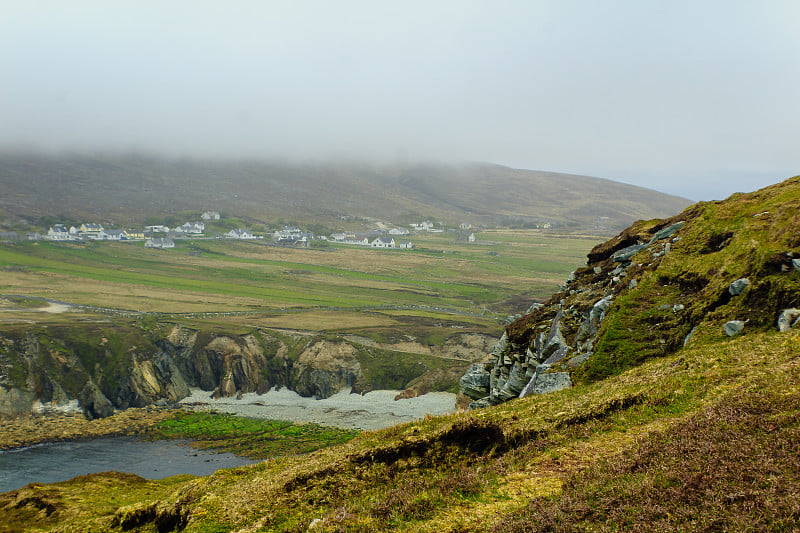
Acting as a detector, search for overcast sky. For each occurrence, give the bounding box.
[1,1,798,200]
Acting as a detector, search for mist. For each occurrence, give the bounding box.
[2,1,799,201]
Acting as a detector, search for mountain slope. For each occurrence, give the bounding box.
[0,153,690,231]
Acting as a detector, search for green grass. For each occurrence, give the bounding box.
[146,411,359,459]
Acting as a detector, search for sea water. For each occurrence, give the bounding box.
[0,437,257,494]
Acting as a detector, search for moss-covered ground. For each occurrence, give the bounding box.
[144,412,359,460]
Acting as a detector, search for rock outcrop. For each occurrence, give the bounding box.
[462,177,800,409]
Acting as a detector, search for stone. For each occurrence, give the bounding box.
[576,296,613,343]
[525,302,544,314]
[673,304,685,313]
[778,308,800,332]
[496,362,530,401]
[565,352,590,368]
[79,382,115,419]
[793,258,800,271]
[683,326,697,347]
[540,311,567,361]
[723,320,746,337]
[459,363,491,400]
[0,387,35,417]
[468,397,497,410]
[648,221,685,244]
[519,371,572,397]
[612,243,648,262]
[728,278,751,296]
[491,333,509,356]
[590,296,613,323]
[543,346,569,365]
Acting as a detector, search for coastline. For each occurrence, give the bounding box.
[0,388,458,450]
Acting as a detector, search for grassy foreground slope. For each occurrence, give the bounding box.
[2,331,797,532]
[1,178,798,532]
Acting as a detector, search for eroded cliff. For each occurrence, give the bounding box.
[0,323,493,418]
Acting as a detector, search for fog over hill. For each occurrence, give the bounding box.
[0,153,690,231]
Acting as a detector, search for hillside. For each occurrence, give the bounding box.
[1,178,798,532]
[0,153,690,232]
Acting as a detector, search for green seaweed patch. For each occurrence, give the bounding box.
[146,411,359,459]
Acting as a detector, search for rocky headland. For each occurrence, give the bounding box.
[461,177,800,407]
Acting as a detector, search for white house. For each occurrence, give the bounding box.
[78,223,104,239]
[79,223,103,233]
[145,237,175,249]
[342,235,370,246]
[273,227,304,240]
[46,224,71,241]
[124,229,145,240]
[399,241,414,249]
[371,236,396,248]
[388,227,410,235]
[201,211,220,220]
[410,221,434,231]
[103,229,126,241]
[145,225,170,233]
[468,233,476,243]
[225,228,254,239]
[178,222,205,234]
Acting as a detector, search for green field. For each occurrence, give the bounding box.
[0,230,600,333]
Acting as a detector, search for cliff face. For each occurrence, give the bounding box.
[462,177,800,408]
[0,324,490,418]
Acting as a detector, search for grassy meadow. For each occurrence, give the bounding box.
[0,230,600,335]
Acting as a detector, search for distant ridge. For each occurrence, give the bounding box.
[0,153,691,231]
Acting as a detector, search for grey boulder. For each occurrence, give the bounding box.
[723,320,746,337]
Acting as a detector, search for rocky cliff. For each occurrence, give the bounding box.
[462,177,800,408]
[0,323,493,419]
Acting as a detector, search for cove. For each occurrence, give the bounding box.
[0,436,257,494]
